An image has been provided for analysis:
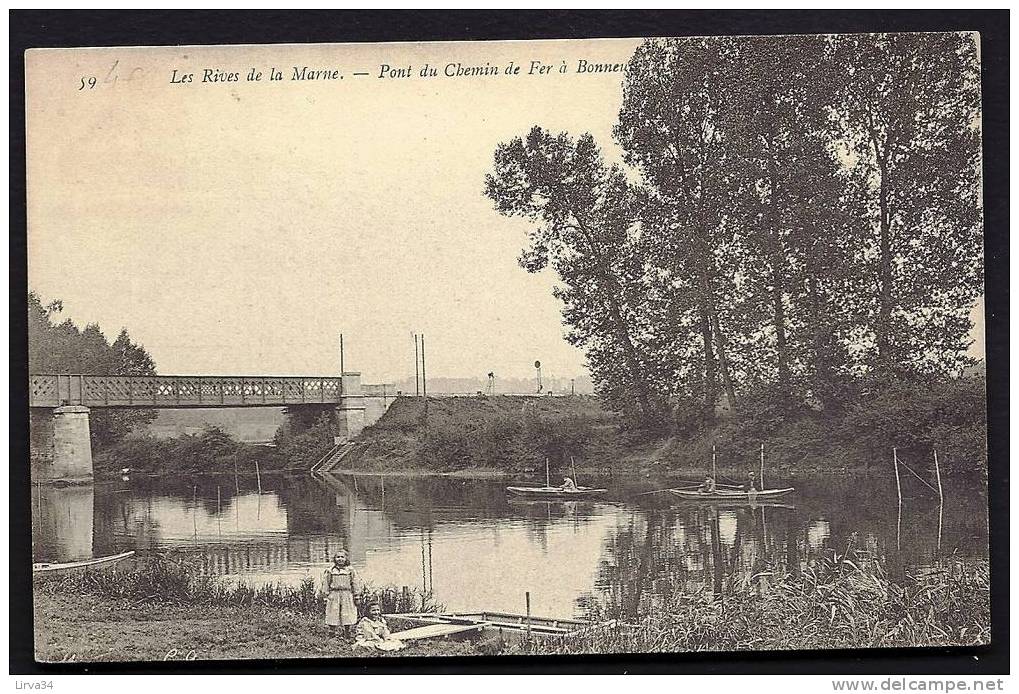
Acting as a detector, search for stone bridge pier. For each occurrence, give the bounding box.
[47,405,94,483]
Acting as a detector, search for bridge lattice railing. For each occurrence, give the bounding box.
[29,374,346,408]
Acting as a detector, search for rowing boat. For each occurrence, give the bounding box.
[387,623,487,642]
[33,550,135,576]
[667,487,795,501]
[506,486,607,499]
[386,611,608,646]
[507,456,606,499]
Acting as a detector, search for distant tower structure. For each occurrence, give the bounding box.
[486,372,495,396]
[534,360,542,394]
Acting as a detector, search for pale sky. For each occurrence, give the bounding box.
[27,39,641,383]
[26,38,984,384]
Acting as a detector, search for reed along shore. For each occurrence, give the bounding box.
[33,553,988,662]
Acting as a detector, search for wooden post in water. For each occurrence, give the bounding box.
[711,445,717,481]
[933,449,944,503]
[545,457,550,488]
[893,447,902,551]
[255,459,263,495]
[760,443,765,490]
[893,447,902,504]
[420,531,427,593]
[233,458,239,493]
[525,591,532,640]
[571,455,578,486]
[934,449,944,552]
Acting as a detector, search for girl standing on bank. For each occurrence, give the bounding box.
[320,550,362,637]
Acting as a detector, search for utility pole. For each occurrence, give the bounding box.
[421,334,428,417]
[339,333,345,374]
[534,360,542,394]
[571,378,575,396]
[414,333,420,397]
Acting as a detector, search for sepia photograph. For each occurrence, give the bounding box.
[13,13,1004,674]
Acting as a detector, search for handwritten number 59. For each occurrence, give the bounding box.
[78,76,97,91]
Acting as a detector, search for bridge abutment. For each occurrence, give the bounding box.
[47,405,93,483]
[335,405,366,441]
[334,372,366,441]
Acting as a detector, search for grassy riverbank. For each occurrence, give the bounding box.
[82,373,985,482]
[343,377,986,479]
[33,553,989,662]
[33,555,463,662]
[34,591,477,662]
[346,395,619,475]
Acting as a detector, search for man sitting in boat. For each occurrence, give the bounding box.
[560,477,578,491]
[353,603,405,652]
[746,471,758,492]
[698,476,717,493]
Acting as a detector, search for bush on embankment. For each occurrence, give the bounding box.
[655,375,987,477]
[346,395,618,473]
[523,553,990,654]
[93,408,339,476]
[35,554,439,617]
[336,374,986,478]
[94,426,283,477]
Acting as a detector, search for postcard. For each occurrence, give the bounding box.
[25,32,988,663]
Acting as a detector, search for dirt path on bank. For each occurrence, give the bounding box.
[33,591,475,662]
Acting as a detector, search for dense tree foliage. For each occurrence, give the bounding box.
[485,31,986,470]
[485,128,656,418]
[831,33,983,375]
[485,33,984,469]
[29,291,157,447]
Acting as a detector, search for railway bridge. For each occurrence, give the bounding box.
[29,373,395,483]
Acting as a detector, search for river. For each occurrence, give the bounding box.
[31,472,988,619]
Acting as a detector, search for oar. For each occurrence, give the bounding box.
[635,484,701,496]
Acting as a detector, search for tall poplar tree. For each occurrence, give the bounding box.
[832,32,983,375]
[615,37,741,413]
[720,35,866,408]
[484,127,656,417]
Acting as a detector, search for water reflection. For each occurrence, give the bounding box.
[32,473,987,619]
[32,485,94,561]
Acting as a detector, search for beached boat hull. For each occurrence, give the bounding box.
[33,550,135,576]
[667,487,795,501]
[386,611,605,646]
[506,486,607,499]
